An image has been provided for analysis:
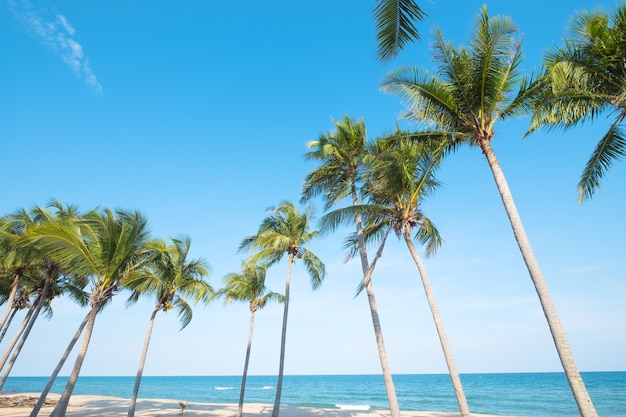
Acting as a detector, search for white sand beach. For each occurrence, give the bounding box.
[0,394,521,417]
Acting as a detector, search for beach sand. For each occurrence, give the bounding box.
[0,394,520,417]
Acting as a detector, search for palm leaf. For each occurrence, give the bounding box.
[578,121,626,202]
[374,0,426,62]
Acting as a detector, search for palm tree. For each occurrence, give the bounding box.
[124,236,212,417]
[302,115,401,417]
[220,260,284,417]
[527,3,626,203]
[373,0,427,62]
[0,203,87,388]
[239,201,326,417]
[25,208,151,417]
[0,210,39,339]
[363,138,470,417]
[381,7,598,417]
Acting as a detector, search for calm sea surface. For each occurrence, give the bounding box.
[3,372,624,417]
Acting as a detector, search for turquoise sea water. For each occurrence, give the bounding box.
[3,372,625,417]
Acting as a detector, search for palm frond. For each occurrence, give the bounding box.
[172,297,193,330]
[374,0,426,62]
[578,122,626,202]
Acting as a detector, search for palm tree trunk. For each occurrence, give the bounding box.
[403,232,470,417]
[481,141,598,417]
[0,278,51,390]
[0,308,19,346]
[271,253,294,417]
[49,304,99,417]
[128,305,159,417]
[0,297,38,372]
[0,275,20,342]
[237,309,256,417]
[29,313,89,417]
[352,190,401,417]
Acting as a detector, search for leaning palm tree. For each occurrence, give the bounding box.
[0,203,87,386]
[25,208,151,417]
[0,210,39,339]
[374,0,427,62]
[124,236,213,417]
[0,272,53,390]
[220,260,284,417]
[527,3,626,203]
[239,201,326,417]
[381,7,598,417]
[302,115,401,417]
[363,138,470,417]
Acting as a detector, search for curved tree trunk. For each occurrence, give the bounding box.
[0,278,51,390]
[0,308,19,346]
[49,304,99,417]
[128,305,160,417]
[0,275,20,342]
[271,253,294,417]
[29,313,89,417]
[403,233,470,417]
[352,190,401,417]
[0,299,38,372]
[481,140,598,417]
[237,308,256,417]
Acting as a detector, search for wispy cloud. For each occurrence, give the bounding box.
[7,0,103,93]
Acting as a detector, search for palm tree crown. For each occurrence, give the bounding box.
[221,261,283,313]
[125,236,213,329]
[239,201,325,286]
[528,3,626,202]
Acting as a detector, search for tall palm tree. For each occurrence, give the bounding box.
[381,7,598,417]
[124,236,212,417]
[364,138,470,417]
[25,208,151,417]
[302,115,401,417]
[239,201,326,417]
[527,3,626,203]
[220,260,284,417]
[373,0,427,62]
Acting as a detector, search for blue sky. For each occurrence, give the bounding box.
[0,0,624,378]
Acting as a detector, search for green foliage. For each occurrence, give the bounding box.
[220,260,284,311]
[123,236,213,330]
[374,0,426,62]
[239,201,325,290]
[381,6,528,149]
[529,3,626,202]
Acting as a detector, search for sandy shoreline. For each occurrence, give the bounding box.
[0,394,521,417]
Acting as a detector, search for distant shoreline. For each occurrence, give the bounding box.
[0,394,519,417]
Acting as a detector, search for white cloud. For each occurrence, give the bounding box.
[8,0,103,93]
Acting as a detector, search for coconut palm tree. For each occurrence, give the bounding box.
[0,200,88,416]
[0,210,39,339]
[239,201,325,417]
[220,260,284,417]
[363,138,470,417]
[25,208,151,417]
[527,3,626,203]
[381,6,598,417]
[124,236,213,417]
[374,0,427,62]
[302,115,401,417]
[0,203,87,387]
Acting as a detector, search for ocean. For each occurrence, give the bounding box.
[3,372,625,417]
